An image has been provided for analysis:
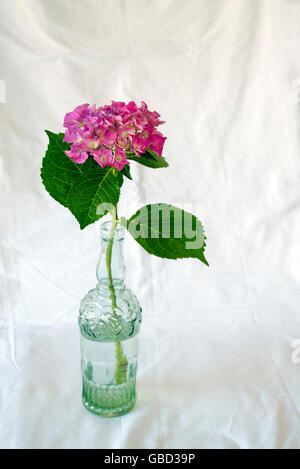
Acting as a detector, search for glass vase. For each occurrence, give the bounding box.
[78,220,142,417]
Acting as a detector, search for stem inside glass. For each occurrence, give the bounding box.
[106,205,128,384]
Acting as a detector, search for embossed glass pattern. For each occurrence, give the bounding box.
[78,221,142,417]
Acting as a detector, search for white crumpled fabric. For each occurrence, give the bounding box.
[0,0,300,449]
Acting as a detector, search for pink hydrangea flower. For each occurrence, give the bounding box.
[148,133,167,157]
[101,129,117,147]
[65,145,89,164]
[63,100,166,170]
[91,148,113,168]
[63,103,90,128]
[113,146,129,171]
[131,134,149,157]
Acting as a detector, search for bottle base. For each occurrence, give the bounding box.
[82,376,137,418]
[82,396,136,418]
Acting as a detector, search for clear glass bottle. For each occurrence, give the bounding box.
[78,220,142,417]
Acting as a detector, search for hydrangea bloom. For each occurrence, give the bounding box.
[63,101,167,171]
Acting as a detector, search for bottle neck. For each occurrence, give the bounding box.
[96,221,125,292]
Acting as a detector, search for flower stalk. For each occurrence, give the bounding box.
[106,205,128,385]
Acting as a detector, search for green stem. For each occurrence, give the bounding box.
[106,206,118,310]
[106,206,128,385]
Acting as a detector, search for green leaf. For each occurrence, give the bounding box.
[41,131,83,207]
[41,131,123,229]
[67,161,123,229]
[128,149,169,169]
[122,203,208,265]
[121,164,133,180]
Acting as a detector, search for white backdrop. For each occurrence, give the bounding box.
[1,0,300,449]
